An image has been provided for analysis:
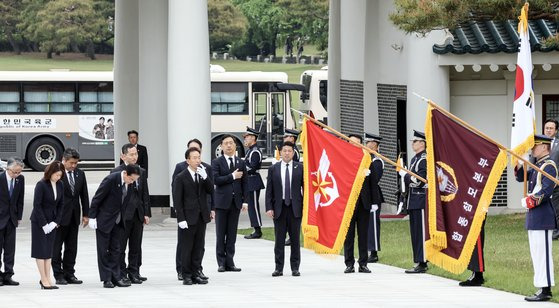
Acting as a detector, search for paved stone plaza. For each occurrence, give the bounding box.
[1,171,556,307]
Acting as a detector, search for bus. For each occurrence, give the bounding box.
[0,69,302,170]
[300,67,328,123]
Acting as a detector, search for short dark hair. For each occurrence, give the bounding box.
[281,141,295,151]
[107,119,113,123]
[221,134,236,144]
[43,161,65,181]
[185,147,201,159]
[99,117,105,121]
[121,143,136,155]
[187,138,203,149]
[348,134,363,143]
[544,119,559,131]
[127,130,139,137]
[62,147,80,160]
[124,164,141,176]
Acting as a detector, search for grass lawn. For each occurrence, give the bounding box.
[0,52,114,71]
[239,213,559,302]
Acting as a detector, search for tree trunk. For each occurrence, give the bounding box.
[47,49,53,58]
[7,33,21,55]
[71,42,81,53]
[86,41,96,60]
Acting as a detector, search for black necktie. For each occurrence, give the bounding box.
[8,178,14,198]
[68,171,75,195]
[285,164,291,205]
[117,184,127,224]
[229,157,235,172]
[195,173,199,184]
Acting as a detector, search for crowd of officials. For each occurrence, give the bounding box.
[0,123,558,302]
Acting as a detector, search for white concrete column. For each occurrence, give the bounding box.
[139,0,168,202]
[327,0,341,130]
[167,0,211,174]
[363,0,379,134]
[406,30,450,160]
[114,0,139,163]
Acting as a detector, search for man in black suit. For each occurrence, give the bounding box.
[173,147,214,285]
[343,134,372,274]
[172,139,213,281]
[111,143,151,284]
[543,119,559,240]
[0,157,24,286]
[120,130,149,177]
[266,141,304,277]
[52,148,89,285]
[89,164,141,288]
[212,134,248,272]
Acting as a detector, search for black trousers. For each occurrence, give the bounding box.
[215,204,240,267]
[0,221,16,278]
[552,187,559,228]
[367,207,381,252]
[468,221,485,272]
[52,222,79,279]
[344,204,369,267]
[176,227,206,274]
[247,190,262,228]
[179,220,207,279]
[96,223,124,282]
[273,203,301,271]
[409,209,425,264]
[120,218,144,277]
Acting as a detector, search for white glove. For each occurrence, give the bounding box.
[363,169,371,177]
[370,204,379,212]
[42,224,51,234]
[89,218,97,230]
[520,197,528,209]
[398,169,407,177]
[196,166,208,180]
[178,221,188,229]
[47,222,57,233]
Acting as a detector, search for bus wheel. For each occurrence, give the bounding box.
[211,138,223,159]
[27,137,63,171]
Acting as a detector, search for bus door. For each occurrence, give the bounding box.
[253,92,285,156]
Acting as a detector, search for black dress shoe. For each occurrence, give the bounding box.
[0,279,3,286]
[459,272,484,287]
[367,252,379,263]
[138,275,147,281]
[55,278,68,285]
[226,266,241,272]
[244,232,262,239]
[358,265,371,273]
[285,238,291,246]
[192,276,208,284]
[177,273,183,281]
[128,275,143,284]
[121,277,131,284]
[272,270,283,277]
[344,266,355,274]
[525,288,552,302]
[113,278,131,287]
[197,271,209,280]
[66,276,83,284]
[182,278,193,285]
[218,266,226,272]
[3,277,19,286]
[292,270,300,277]
[103,281,115,288]
[405,263,428,274]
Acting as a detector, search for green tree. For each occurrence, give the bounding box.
[208,0,247,51]
[390,0,559,35]
[0,0,24,54]
[276,0,328,52]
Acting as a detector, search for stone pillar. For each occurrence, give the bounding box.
[363,0,379,134]
[114,0,139,163]
[167,0,211,174]
[327,0,341,130]
[139,0,169,205]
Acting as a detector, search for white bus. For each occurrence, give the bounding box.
[300,67,328,123]
[0,70,302,170]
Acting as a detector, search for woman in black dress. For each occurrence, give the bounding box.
[31,161,64,289]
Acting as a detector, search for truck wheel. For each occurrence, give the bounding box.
[26,137,63,171]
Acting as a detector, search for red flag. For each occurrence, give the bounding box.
[424,105,507,273]
[300,119,371,253]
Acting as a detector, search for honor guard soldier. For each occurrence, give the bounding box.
[364,133,384,263]
[398,130,428,274]
[243,127,266,239]
[516,134,557,302]
[283,129,301,162]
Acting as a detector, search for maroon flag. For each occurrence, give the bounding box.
[424,105,507,274]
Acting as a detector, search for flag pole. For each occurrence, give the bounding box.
[413,92,559,186]
[290,108,427,184]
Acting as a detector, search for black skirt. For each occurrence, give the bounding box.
[31,222,56,259]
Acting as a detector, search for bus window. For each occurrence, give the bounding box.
[23,83,75,113]
[79,83,114,113]
[319,80,328,111]
[0,83,20,113]
[211,82,248,114]
[271,92,285,152]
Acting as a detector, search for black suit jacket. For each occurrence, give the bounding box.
[60,168,90,226]
[30,180,64,227]
[173,168,213,226]
[0,172,24,229]
[172,161,214,210]
[265,161,304,219]
[111,164,151,219]
[119,144,149,177]
[211,155,249,210]
[89,172,130,233]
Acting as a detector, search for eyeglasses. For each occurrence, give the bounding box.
[7,169,22,176]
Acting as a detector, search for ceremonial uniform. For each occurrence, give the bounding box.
[516,142,557,301]
[405,149,427,267]
[244,144,265,230]
[368,155,384,258]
